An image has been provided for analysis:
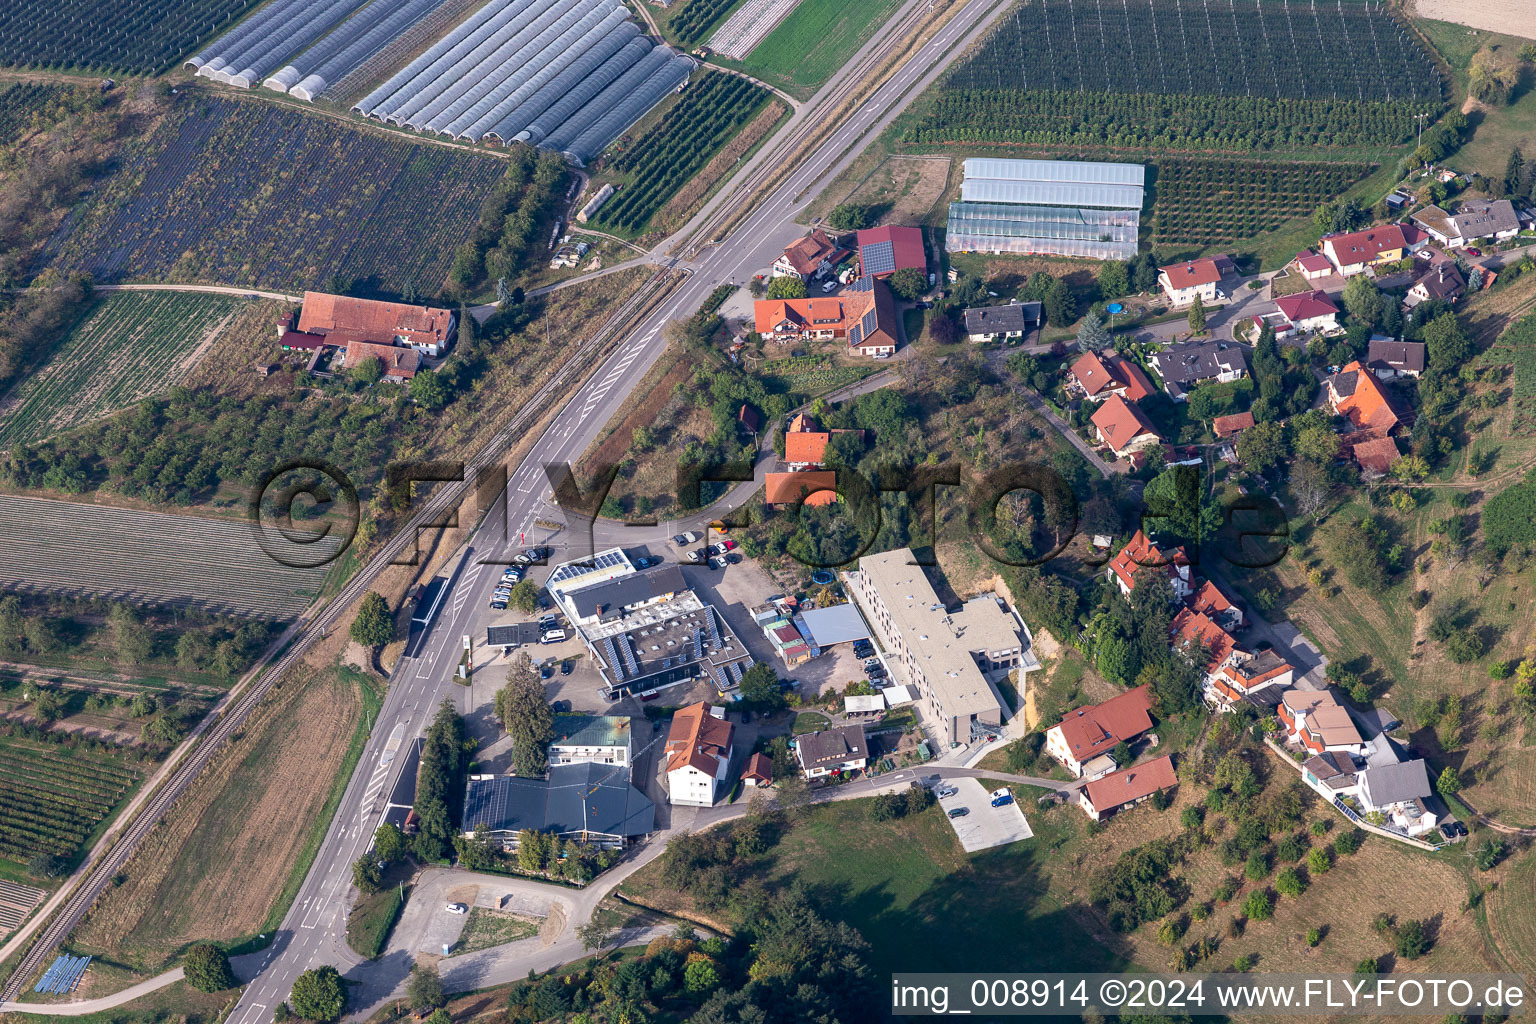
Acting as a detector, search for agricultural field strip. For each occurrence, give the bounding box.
[48,98,502,296]
[0,0,250,74]
[0,495,329,620]
[672,0,740,46]
[0,82,75,145]
[0,740,141,861]
[1152,158,1373,245]
[0,292,245,448]
[0,880,46,933]
[709,0,802,60]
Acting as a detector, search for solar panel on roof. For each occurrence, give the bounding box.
[862,240,896,276]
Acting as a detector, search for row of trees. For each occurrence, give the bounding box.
[413,699,467,862]
[447,146,568,297]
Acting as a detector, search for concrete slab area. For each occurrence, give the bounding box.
[937,778,1033,853]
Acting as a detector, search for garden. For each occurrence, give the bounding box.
[46,97,505,298]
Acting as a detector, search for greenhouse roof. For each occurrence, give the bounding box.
[959,178,1144,211]
[963,157,1144,188]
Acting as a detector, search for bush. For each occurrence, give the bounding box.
[1275,867,1305,898]
[1276,834,1307,862]
[1245,850,1269,881]
[1333,829,1362,855]
[184,944,237,993]
[1306,927,1322,947]
[407,963,446,1013]
[1356,958,1378,975]
[1243,889,1273,921]
[1307,846,1332,874]
[1393,918,1431,959]
[1214,877,1239,903]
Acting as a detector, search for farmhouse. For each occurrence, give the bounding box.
[843,548,1039,746]
[1320,225,1407,276]
[1411,199,1520,249]
[855,225,925,278]
[336,339,421,381]
[1106,529,1192,601]
[963,301,1041,342]
[752,276,899,357]
[794,724,869,779]
[297,292,457,356]
[1365,339,1426,379]
[1272,290,1340,334]
[1324,361,1403,434]
[1066,350,1155,403]
[461,764,654,850]
[773,228,848,280]
[664,703,734,806]
[1149,340,1248,400]
[1044,684,1154,778]
[1090,394,1162,457]
[1078,754,1176,821]
[1157,257,1224,307]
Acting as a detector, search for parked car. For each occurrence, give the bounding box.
[821,280,837,293]
[635,556,658,568]
[686,550,701,563]
[639,689,660,701]
[722,539,737,550]
[560,659,573,675]
[672,534,690,545]
[936,786,958,798]
[709,555,727,570]
[989,787,1014,807]
[540,663,554,679]
[444,903,468,915]
[947,807,969,819]
[727,553,741,564]
[489,600,508,610]
[552,699,572,713]
[1467,247,1482,257]
[514,552,532,564]
[541,629,567,643]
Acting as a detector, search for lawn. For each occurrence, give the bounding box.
[346,883,405,959]
[1414,18,1536,182]
[0,292,245,448]
[726,0,906,99]
[453,906,541,955]
[792,711,830,734]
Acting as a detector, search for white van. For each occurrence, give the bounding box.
[540,629,567,644]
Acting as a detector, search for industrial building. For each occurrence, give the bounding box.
[946,158,1145,260]
[545,549,755,699]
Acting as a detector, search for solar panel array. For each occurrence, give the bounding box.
[860,239,896,277]
[603,635,625,678]
[691,627,704,659]
[35,955,90,995]
[948,157,1145,261]
[705,607,722,647]
[619,633,639,675]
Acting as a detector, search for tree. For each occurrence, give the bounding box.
[352,854,382,895]
[350,591,393,649]
[496,653,553,777]
[739,662,785,711]
[1307,846,1332,875]
[828,204,873,231]
[1236,420,1286,475]
[1098,260,1129,299]
[578,919,613,952]
[350,355,384,386]
[1076,310,1112,351]
[27,853,67,878]
[1244,850,1269,881]
[373,823,406,864]
[1342,276,1385,329]
[888,267,927,301]
[184,944,237,992]
[507,579,539,614]
[290,966,346,1023]
[107,603,153,664]
[1503,146,1525,200]
[1393,918,1431,959]
[410,369,450,410]
[1436,766,1461,795]
[407,963,446,1013]
[1187,294,1207,335]
[766,276,807,300]
[684,956,720,995]
[1275,867,1305,898]
[29,686,64,723]
[1043,277,1076,327]
[1243,889,1273,921]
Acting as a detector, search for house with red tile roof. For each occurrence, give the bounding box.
[1188,579,1243,630]
[765,471,837,508]
[1349,435,1401,478]
[1090,394,1162,457]
[1170,607,1246,683]
[783,415,865,470]
[664,703,735,806]
[1079,754,1176,821]
[743,752,773,787]
[1212,411,1255,439]
[1158,257,1224,306]
[752,276,899,357]
[1290,250,1334,281]
[1044,684,1155,778]
[338,339,421,381]
[298,292,457,356]
[1320,225,1407,277]
[855,225,925,279]
[772,229,848,281]
[1067,351,1156,403]
[1106,529,1192,601]
[1325,361,1403,434]
[1273,290,1340,334]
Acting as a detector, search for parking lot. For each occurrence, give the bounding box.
[936,778,1033,852]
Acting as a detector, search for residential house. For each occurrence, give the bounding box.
[737,404,761,433]
[1404,262,1466,309]
[855,225,925,278]
[1091,394,1163,457]
[752,276,900,357]
[743,752,773,787]
[1208,649,1294,711]
[772,228,848,280]
[1067,350,1156,403]
[664,703,735,806]
[461,763,654,849]
[548,714,633,767]
[1290,250,1335,282]
[1188,579,1243,630]
[1320,225,1407,277]
[795,724,869,778]
[1411,199,1520,249]
[1106,529,1193,601]
[1278,688,1366,757]
[1365,339,1426,379]
[783,414,865,471]
[963,301,1041,342]
[1078,754,1177,821]
[1212,411,1255,439]
[298,291,457,356]
[1357,759,1437,836]
[1324,361,1403,434]
[1348,435,1401,479]
[1157,257,1224,307]
[1150,340,1249,401]
[843,549,1040,746]
[1273,290,1341,334]
[1044,684,1155,778]
[337,339,421,381]
[764,470,837,508]
[1170,607,1247,689]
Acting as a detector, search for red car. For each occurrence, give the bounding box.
[1466,247,1482,257]
[722,539,737,550]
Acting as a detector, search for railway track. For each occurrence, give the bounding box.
[0,267,678,1002]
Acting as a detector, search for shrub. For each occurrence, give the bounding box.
[1333,830,1362,855]
[1156,917,1185,946]
[1245,850,1269,881]
[1307,847,1332,874]
[1243,889,1273,921]
[1214,877,1239,903]
[1276,834,1307,862]
[1275,867,1305,898]
[1356,958,1378,975]
[1232,953,1255,972]
[1393,918,1431,959]
[1306,927,1322,947]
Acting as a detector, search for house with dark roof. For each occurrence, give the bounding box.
[665,703,734,806]
[1325,361,1404,435]
[562,566,686,625]
[1366,339,1426,379]
[963,301,1041,342]
[1321,225,1408,276]
[1412,199,1520,249]
[855,225,925,279]
[462,763,654,849]
[1208,649,1293,711]
[1044,685,1155,777]
[1358,759,1437,836]
[1150,340,1249,401]
[1067,351,1155,403]
[795,724,869,779]
[1090,394,1162,457]
[772,229,848,281]
[1079,754,1176,821]
[1404,261,1465,309]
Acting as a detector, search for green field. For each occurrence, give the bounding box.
[1414,18,1536,181]
[728,0,905,97]
[0,291,244,448]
